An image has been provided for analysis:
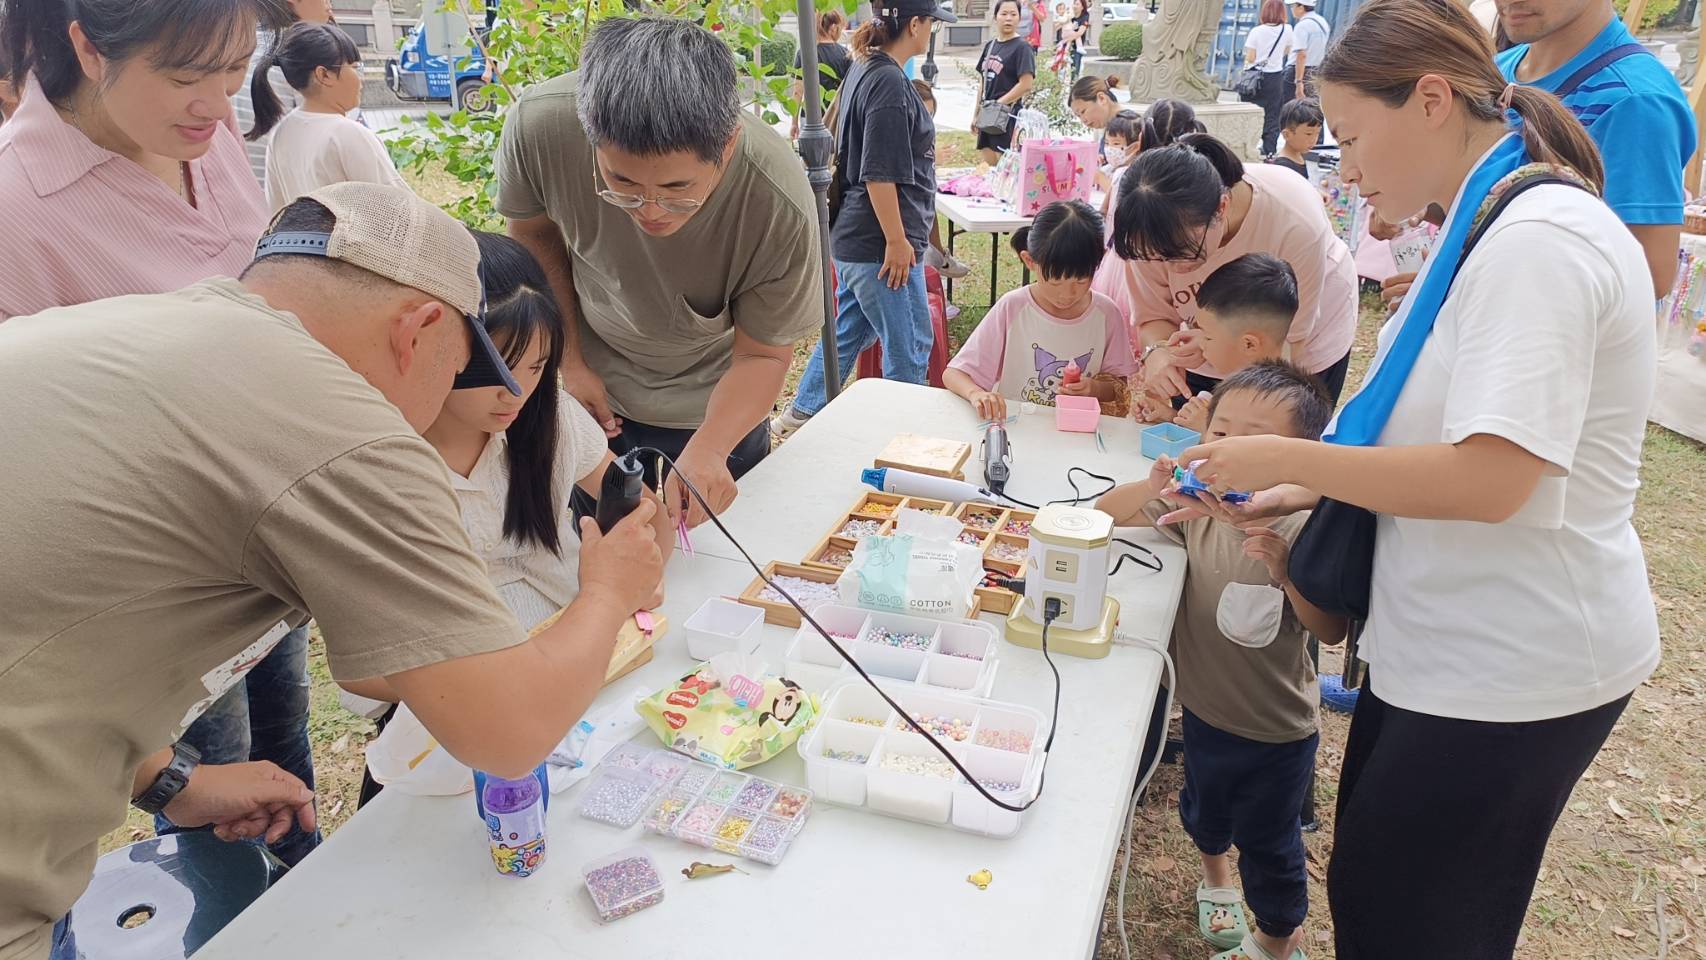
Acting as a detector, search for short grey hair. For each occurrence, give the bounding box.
[577,16,740,165]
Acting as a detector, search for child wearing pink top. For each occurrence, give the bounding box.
[1111,133,1357,406]
[945,200,1137,421]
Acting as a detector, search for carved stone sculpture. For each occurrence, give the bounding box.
[1127,0,1219,103]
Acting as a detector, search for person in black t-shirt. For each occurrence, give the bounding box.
[1267,97,1322,180]
[790,10,854,138]
[973,0,1037,164]
[772,0,957,439]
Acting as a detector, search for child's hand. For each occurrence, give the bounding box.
[1056,378,1094,397]
[969,390,1008,422]
[1174,391,1212,433]
[1148,453,1177,491]
[1242,526,1292,586]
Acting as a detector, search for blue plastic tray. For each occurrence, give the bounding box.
[1140,423,1199,460]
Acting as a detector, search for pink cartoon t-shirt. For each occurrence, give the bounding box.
[947,287,1137,405]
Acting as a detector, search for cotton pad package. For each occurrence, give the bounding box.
[835,508,985,620]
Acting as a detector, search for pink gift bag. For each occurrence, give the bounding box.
[1014,138,1096,216]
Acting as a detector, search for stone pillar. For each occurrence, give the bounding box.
[1126,0,1218,103]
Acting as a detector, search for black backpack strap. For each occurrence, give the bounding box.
[1450,173,1591,286]
[1552,42,1649,98]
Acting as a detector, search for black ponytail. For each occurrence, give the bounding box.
[1139,97,1204,154]
[1010,199,1105,281]
[469,231,569,558]
[1113,134,1243,262]
[247,21,358,140]
[2,0,274,108]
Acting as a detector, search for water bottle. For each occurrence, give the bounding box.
[477,765,548,878]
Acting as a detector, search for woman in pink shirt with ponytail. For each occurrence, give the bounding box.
[1114,132,1358,409]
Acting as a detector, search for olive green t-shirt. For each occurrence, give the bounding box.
[1141,500,1317,744]
[0,279,527,960]
[495,71,823,429]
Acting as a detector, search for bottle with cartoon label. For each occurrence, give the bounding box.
[478,765,548,878]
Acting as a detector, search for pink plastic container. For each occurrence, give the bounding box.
[1054,395,1100,433]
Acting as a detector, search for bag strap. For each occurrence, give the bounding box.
[1552,42,1648,98]
[1259,27,1284,67]
[832,59,907,181]
[1448,170,1591,289]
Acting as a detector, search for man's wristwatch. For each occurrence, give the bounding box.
[132,742,200,815]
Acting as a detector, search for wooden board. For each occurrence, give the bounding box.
[873,433,973,480]
[527,607,665,685]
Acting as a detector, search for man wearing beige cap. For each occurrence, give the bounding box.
[0,182,665,960]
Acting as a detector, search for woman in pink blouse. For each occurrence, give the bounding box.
[0,0,272,320]
[1114,132,1358,406]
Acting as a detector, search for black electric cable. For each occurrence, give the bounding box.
[995,466,1119,510]
[633,448,1051,814]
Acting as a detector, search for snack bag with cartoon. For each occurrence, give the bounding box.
[636,651,820,770]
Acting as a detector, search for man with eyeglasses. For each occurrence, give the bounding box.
[498,15,823,527]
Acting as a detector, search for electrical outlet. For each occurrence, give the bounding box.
[1042,592,1074,623]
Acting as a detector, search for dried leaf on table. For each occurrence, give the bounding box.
[682,861,745,880]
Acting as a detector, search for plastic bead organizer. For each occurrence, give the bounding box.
[783,604,1001,698]
[626,745,814,866]
[797,681,1047,838]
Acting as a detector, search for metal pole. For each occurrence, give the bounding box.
[796,0,841,401]
[922,18,939,85]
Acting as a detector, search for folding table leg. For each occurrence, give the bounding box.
[990,232,1000,305]
[945,220,958,302]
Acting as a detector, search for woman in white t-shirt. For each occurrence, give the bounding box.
[246,22,406,212]
[1242,0,1293,155]
[1177,1,1659,957]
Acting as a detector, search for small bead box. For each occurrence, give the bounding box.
[782,604,1000,698]
[581,847,665,923]
[951,504,1037,615]
[797,681,1047,838]
[576,741,695,828]
[629,746,814,866]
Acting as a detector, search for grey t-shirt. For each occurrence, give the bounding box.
[1289,12,1330,68]
[495,72,823,429]
[829,53,937,262]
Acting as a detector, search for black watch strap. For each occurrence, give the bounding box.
[133,742,201,815]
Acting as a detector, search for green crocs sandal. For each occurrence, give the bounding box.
[1209,933,1307,960]
[1196,882,1249,950]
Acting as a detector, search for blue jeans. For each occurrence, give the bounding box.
[156,625,320,866]
[791,260,931,417]
[50,914,76,960]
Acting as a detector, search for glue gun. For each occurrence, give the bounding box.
[595,450,647,533]
[861,467,996,504]
[1173,461,1250,504]
[983,421,1012,495]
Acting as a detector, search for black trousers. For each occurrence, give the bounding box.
[1180,347,1352,410]
[1256,69,1288,156]
[568,416,772,521]
[1328,680,1631,959]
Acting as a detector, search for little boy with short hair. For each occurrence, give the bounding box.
[1170,253,1299,433]
[1269,98,1323,180]
[1099,360,1347,960]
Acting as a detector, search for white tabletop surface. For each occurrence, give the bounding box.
[199,379,1182,960]
[936,191,1035,233]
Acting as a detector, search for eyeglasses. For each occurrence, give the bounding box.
[591,163,706,215]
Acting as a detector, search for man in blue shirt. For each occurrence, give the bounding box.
[1497,0,1696,291]
[1288,0,1331,100]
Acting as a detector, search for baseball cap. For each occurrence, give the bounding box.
[879,0,957,22]
[1294,0,1318,7]
[252,182,522,396]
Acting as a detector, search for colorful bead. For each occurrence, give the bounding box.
[825,748,869,763]
[645,793,692,831]
[758,575,838,606]
[743,816,792,853]
[674,767,713,795]
[1002,518,1032,536]
[585,855,664,922]
[964,511,1000,530]
[679,802,724,835]
[838,518,884,539]
[990,541,1026,563]
[818,546,853,567]
[642,753,687,785]
[880,752,955,779]
[957,531,986,546]
[977,778,1022,792]
[703,773,746,806]
[733,778,777,811]
[858,501,897,518]
[580,773,656,827]
[869,626,932,652]
[976,728,1033,753]
[715,812,754,842]
[903,712,972,741]
[768,788,810,819]
[845,715,887,727]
